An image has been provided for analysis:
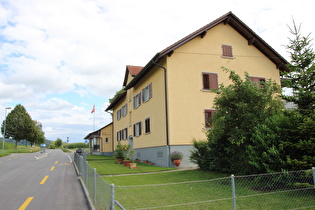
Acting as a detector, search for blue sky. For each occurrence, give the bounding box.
[0,0,314,142]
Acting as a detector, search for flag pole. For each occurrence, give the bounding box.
[93,104,95,131]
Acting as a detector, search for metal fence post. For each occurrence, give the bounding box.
[79,156,83,176]
[85,161,89,188]
[110,184,115,210]
[94,168,97,204]
[231,174,236,210]
[312,167,315,188]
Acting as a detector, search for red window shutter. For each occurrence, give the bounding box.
[222,45,233,57]
[203,73,218,90]
[203,74,210,89]
[204,110,217,127]
[209,74,218,89]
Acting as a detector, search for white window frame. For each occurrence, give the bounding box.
[142,83,152,103]
[133,93,141,109]
[134,122,142,137]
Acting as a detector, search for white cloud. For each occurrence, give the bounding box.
[1,0,315,141]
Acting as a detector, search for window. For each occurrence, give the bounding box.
[121,104,127,117]
[117,104,127,120]
[122,128,128,140]
[133,122,142,137]
[117,109,121,120]
[222,44,233,58]
[142,83,152,103]
[145,117,150,134]
[204,109,217,128]
[117,130,121,141]
[250,77,265,83]
[202,73,218,90]
[133,92,141,109]
[105,138,109,143]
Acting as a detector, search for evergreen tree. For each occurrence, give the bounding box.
[281,22,315,170]
[282,21,315,115]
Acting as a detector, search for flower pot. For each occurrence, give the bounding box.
[130,163,137,169]
[173,159,181,167]
[116,158,124,164]
[123,160,131,167]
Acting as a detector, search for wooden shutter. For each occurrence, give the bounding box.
[222,45,233,57]
[203,73,218,90]
[209,74,218,89]
[204,110,217,127]
[145,118,150,133]
[149,83,152,99]
[139,122,142,135]
[133,124,135,137]
[203,74,210,89]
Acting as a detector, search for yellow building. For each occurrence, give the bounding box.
[105,12,288,167]
[84,122,113,155]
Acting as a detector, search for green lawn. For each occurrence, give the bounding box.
[0,144,40,157]
[87,155,315,210]
[87,155,175,175]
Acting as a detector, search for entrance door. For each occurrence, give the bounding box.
[128,136,134,149]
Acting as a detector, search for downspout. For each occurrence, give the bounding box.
[152,62,170,167]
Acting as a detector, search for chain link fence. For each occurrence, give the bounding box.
[74,153,315,209]
[74,153,116,210]
[114,169,315,209]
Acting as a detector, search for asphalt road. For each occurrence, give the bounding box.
[0,149,89,210]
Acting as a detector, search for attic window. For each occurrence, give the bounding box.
[222,45,233,58]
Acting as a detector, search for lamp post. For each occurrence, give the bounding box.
[2,107,12,153]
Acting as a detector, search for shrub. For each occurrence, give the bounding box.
[190,139,211,170]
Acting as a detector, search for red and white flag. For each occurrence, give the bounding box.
[91,105,95,113]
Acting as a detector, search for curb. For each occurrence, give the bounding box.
[72,157,96,210]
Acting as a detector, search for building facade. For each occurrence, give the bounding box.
[105,12,288,167]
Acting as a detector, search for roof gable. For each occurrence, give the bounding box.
[123,65,143,86]
[125,11,288,90]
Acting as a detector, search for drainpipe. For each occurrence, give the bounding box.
[152,62,170,167]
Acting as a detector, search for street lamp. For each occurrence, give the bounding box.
[2,107,12,153]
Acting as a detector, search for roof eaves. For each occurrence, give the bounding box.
[125,53,160,90]
[105,90,127,111]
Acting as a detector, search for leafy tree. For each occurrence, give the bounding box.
[55,138,62,148]
[26,121,45,146]
[109,88,125,104]
[1,104,34,148]
[281,21,315,115]
[206,68,286,174]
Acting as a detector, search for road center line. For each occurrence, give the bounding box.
[18,197,34,210]
[40,176,49,184]
[55,161,58,164]
[50,166,55,171]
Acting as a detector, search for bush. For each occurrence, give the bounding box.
[67,142,89,149]
[190,139,211,170]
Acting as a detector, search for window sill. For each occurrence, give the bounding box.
[221,56,235,59]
